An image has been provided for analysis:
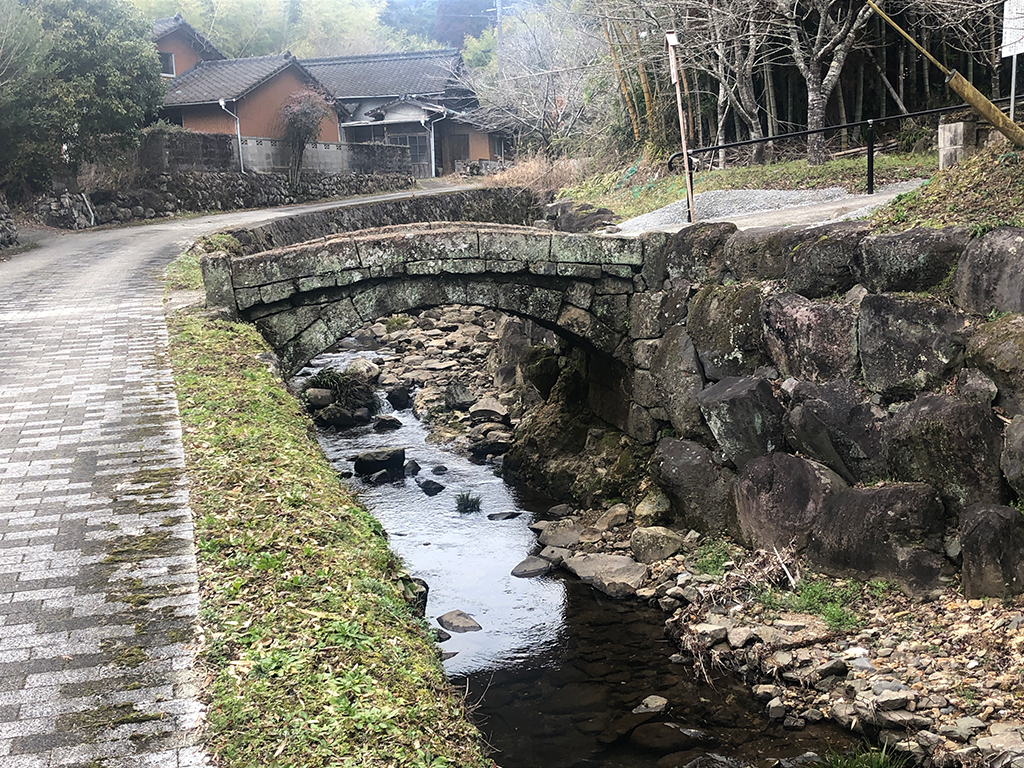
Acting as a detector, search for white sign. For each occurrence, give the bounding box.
[1004,0,1024,58]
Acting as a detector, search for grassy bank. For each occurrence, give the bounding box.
[871,144,1024,232]
[558,151,938,221]
[165,258,487,767]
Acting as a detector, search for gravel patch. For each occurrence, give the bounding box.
[616,181,922,233]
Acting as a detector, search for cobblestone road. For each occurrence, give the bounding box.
[0,192,449,767]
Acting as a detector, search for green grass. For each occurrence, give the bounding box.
[165,306,487,768]
[871,144,1024,232]
[692,539,730,576]
[756,576,864,632]
[163,248,203,291]
[560,152,938,221]
[818,745,907,768]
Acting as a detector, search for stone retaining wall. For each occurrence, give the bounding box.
[0,193,17,248]
[33,170,416,230]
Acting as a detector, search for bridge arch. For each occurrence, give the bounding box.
[201,222,668,374]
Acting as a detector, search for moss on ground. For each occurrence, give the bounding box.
[165,306,488,768]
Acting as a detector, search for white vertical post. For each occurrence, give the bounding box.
[1013,54,1019,122]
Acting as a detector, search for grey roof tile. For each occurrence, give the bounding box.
[163,54,307,106]
[151,13,225,61]
[301,49,463,100]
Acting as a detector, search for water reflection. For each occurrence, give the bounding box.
[303,350,567,676]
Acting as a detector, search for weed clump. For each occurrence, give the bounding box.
[455,493,482,513]
[304,366,380,415]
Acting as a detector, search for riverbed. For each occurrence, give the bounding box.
[296,345,856,768]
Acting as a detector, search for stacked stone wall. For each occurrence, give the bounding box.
[0,193,17,248]
[33,170,416,230]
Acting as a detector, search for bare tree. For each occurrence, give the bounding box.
[775,0,874,164]
[462,0,612,153]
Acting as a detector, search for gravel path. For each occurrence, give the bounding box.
[617,181,923,233]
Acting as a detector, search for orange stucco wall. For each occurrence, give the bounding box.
[180,104,236,135]
[176,66,339,142]
[155,28,203,76]
[235,69,339,142]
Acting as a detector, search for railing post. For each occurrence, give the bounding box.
[687,152,695,223]
[866,119,875,195]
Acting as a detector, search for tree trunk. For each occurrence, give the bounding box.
[765,61,779,139]
[806,83,827,165]
[898,45,905,106]
[854,58,864,124]
[923,27,931,103]
[837,80,849,151]
[604,21,642,142]
[880,19,887,119]
[716,80,729,169]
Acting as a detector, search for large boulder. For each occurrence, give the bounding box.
[859,226,970,293]
[662,222,737,283]
[783,221,870,298]
[649,438,736,534]
[721,226,788,281]
[628,285,691,340]
[734,454,848,550]
[965,314,1024,417]
[695,377,785,471]
[952,227,1024,314]
[807,483,952,596]
[784,379,888,484]
[686,284,766,381]
[857,294,968,400]
[649,325,708,439]
[761,293,859,382]
[353,447,405,475]
[563,554,648,598]
[885,394,1007,514]
[630,526,686,563]
[960,504,1024,598]
[1001,415,1024,498]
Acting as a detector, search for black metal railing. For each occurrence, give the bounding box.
[667,95,1017,211]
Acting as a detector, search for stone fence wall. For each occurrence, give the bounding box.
[0,193,17,248]
[34,170,416,230]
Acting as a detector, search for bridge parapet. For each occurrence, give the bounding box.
[202,222,669,374]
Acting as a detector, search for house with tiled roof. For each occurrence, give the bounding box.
[161,53,339,143]
[152,13,225,79]
[153,17,502,177]
[302,50,505,177]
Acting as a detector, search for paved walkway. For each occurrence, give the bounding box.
[0,187,477,767]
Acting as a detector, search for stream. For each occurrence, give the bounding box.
[296,344,857,768]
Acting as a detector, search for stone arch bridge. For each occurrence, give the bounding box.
[203,221,671,368]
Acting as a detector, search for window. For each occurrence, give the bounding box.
[159,51,175,77]
[388,134,430,166]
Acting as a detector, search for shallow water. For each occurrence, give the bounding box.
[300,347,857,768]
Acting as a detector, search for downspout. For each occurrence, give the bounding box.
[218,98,245,173]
